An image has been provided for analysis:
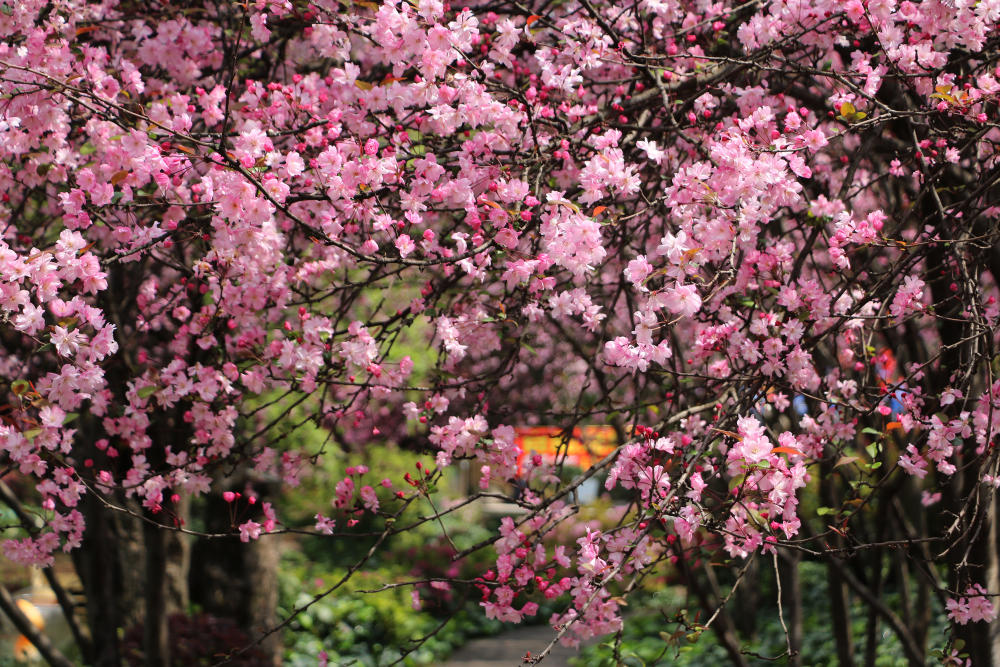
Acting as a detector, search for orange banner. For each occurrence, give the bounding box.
[514,426,618,471]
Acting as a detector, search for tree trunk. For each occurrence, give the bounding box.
[189,473,281,661]
[143,517,170,667]
[686,559,750,667]
[779,549,803,667]
[112,503,147,631]
[165,494,192,616]
[826,559,855,667]
[862,554,882,667]
[820,465,854,667]
[732,556,759,636]
[73,493,122,667]
[246,536,282,665]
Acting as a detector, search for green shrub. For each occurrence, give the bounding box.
[279,551,504,666]
[573,562,949,666]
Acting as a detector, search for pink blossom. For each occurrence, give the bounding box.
[664,283,702,318]
[395,234,416,258]
[948,585,998,624]
[623,256,653,288]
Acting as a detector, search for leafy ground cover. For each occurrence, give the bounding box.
[573,562,951,666]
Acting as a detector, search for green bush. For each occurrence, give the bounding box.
[573,562,949,666]
[279,551,504,666]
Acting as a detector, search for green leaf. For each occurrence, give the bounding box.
[836,102,867,123]
[137,385,158,399]
[816,506,834,516]
[11,379,29,396]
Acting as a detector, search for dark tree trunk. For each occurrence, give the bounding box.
[779,549,803,667]
[732,556,759,636]
[73,493,122,667]
[246,536,282,665]
[143,516,170,667]
[113,503,147,630]
[679,558,750,667]
[820,463,854,667]
[165,494,192,616]
[189,472,281,662]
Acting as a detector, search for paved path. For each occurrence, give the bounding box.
[443,625,587,667]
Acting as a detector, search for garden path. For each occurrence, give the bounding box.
[441,624,586,666]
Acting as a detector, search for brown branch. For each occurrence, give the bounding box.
[826,556,925,665]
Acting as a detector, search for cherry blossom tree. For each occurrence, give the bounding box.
[2,0,1000,664]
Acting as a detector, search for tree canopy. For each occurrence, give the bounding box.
[2,0,1000,663]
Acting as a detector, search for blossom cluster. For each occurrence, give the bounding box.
[1,0,1000,654]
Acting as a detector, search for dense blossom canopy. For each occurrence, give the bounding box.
[2,0,1000,662]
